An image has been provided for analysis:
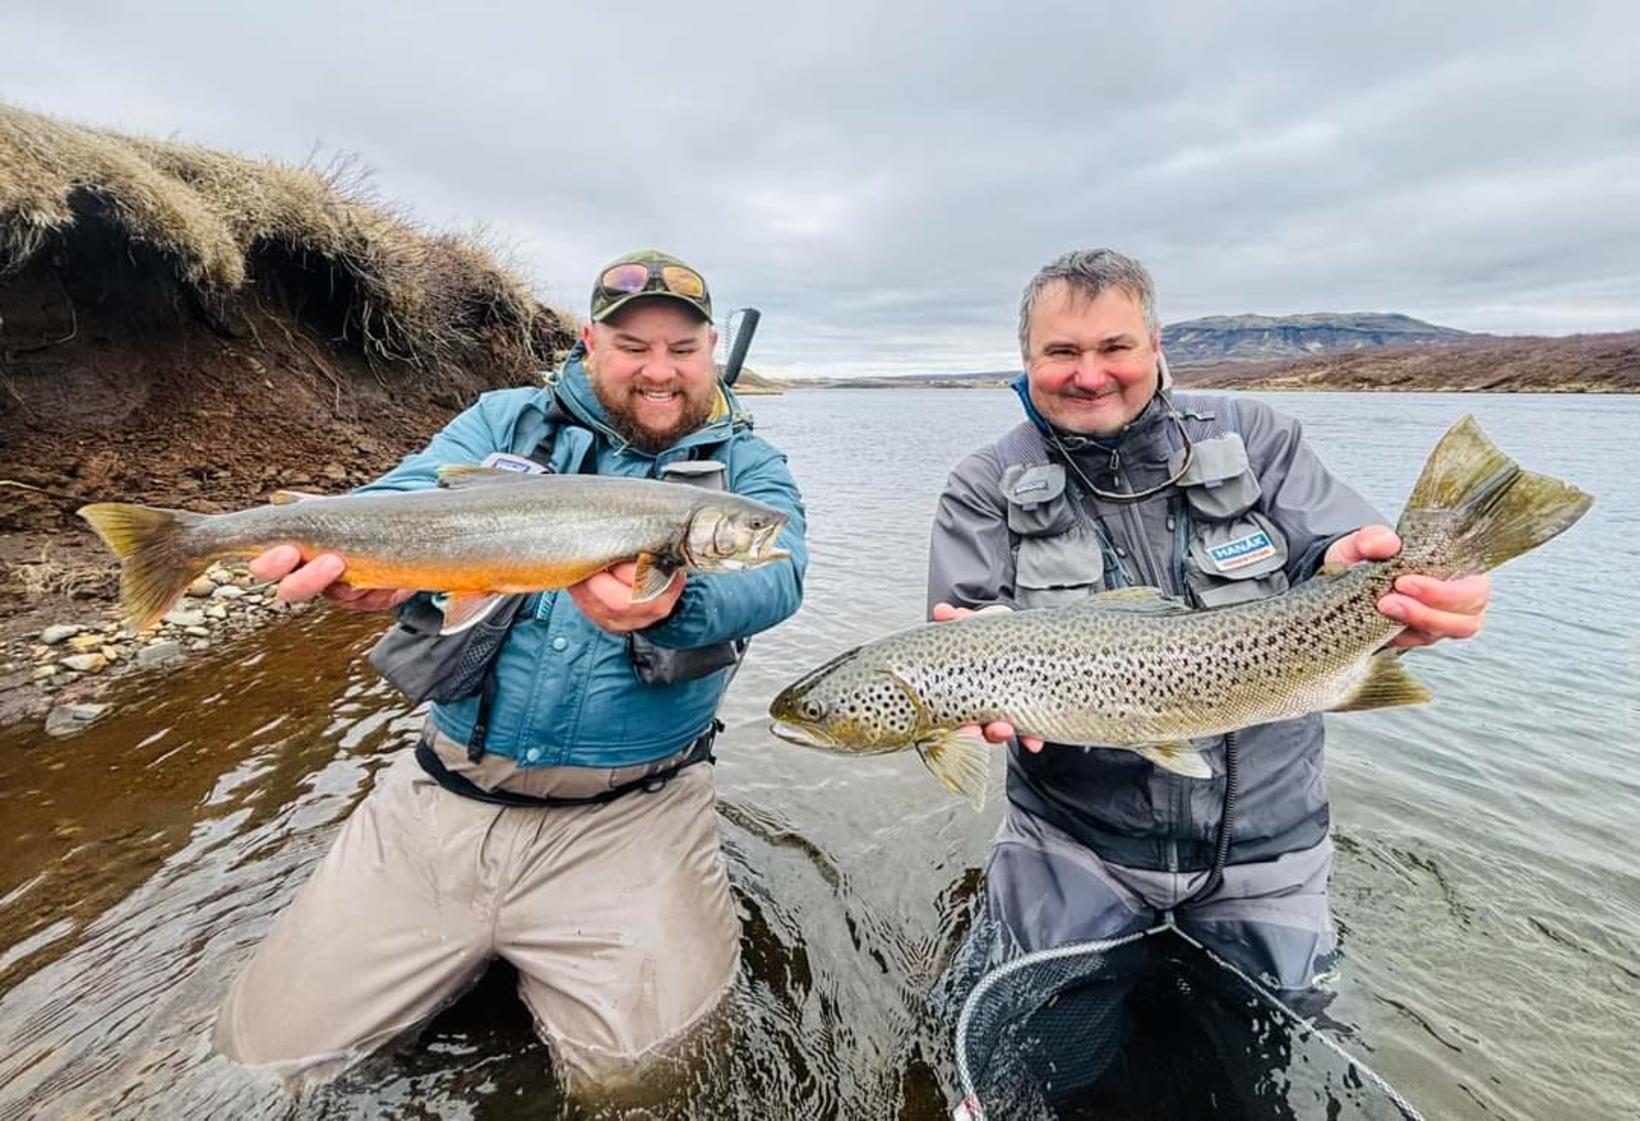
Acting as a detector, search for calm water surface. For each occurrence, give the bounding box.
[0,390,1635,1119]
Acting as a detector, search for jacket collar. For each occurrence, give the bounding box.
[549,345,744,458]
[1011,372,1174,462]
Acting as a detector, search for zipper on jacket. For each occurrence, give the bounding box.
[1170,497,1191,601]
[1114,469,1167,587]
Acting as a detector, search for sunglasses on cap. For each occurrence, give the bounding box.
[598,261,707,302]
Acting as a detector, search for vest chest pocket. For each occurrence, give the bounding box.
[1172,434,1261,520]
[1003,464,1106,608]
[1002,464,1076,536]
[1185,512,1290,607]
[1016,530,1106,609]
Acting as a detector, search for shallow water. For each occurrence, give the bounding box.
[0,389,1635,1119]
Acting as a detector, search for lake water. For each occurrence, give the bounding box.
[0,389,1635,1119]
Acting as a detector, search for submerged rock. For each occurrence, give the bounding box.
[45,702,114,737]
[136,642,186,668]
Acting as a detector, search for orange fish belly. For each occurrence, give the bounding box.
[294,549,611,593]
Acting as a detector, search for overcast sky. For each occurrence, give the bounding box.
[4,1,1637,378]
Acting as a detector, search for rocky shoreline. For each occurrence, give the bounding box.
[0,563,316,734]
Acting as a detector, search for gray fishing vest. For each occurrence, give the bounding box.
[992,393,1330,872]
[1000,395,1290,612]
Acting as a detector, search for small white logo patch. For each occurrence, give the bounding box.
[481,452,547,474]
[1208,529,1277,571]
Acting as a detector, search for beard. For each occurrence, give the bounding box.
[591,376,717,453]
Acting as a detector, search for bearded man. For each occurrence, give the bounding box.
[215,250,807,1095]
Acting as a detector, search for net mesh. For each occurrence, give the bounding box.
[952,923,1426,1121]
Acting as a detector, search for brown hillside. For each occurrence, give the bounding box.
[1172,332,1640,393]
[0,104,574,680]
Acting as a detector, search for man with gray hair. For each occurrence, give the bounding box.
[928,248,1491,998]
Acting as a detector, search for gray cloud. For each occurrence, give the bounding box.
[3,0,1636,378]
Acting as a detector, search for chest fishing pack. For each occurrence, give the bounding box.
[999,394,1291,611]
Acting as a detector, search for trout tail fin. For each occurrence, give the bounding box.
[1396,416,1592,576]
[77,503,209,631]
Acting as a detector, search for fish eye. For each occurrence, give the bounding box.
[801,698,824,720]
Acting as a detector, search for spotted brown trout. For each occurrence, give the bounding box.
[79,467,789,633]
[769,416,1592,810]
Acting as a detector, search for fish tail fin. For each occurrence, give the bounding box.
[77,503,209,631]
[1396,416,1592,575]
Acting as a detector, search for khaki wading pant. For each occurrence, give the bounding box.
[214,726,740,1093]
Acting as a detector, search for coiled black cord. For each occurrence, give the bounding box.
[1188,729,1239,902]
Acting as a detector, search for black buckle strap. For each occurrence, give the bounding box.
[420,720,721,809]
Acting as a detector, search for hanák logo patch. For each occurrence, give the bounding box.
[1208,529,1277,571]
[482,452,547,474]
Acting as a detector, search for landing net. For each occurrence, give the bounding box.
[951,920,1426,1121]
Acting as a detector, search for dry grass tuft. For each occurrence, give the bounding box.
[10,546,111,600]
[0,102,564,372]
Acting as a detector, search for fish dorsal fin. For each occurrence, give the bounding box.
[916,729,991,811]
[632,551,683,602]
[436,464,540,489]
[1329,651,1433,712]
[1072,586,1193,616]
[267,489,325,505]
[438,592,505,635]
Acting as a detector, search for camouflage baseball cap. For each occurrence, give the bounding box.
[590,249,713,323]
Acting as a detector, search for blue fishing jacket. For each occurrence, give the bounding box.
[359,357,807,767]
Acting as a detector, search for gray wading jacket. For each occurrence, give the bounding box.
[926,381,1381,872]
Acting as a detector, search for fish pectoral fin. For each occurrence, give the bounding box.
[631,552,683,602]
[267,489,325,505]
[1136,742,1213,779]
[438,592,506,635]
[1329,651,1433,712]
[1075,586,1193,615]
[916,730,991,812]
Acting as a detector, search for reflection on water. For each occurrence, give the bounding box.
[0,390,1636,1119]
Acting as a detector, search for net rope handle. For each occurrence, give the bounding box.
[952,919,1428,1121]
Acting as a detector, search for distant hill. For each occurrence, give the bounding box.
[795,312,1486,388]
[1162,313,1476,365]
[725,366,784,394]
[1172,331,1640,393]
[786,314,1637,394]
